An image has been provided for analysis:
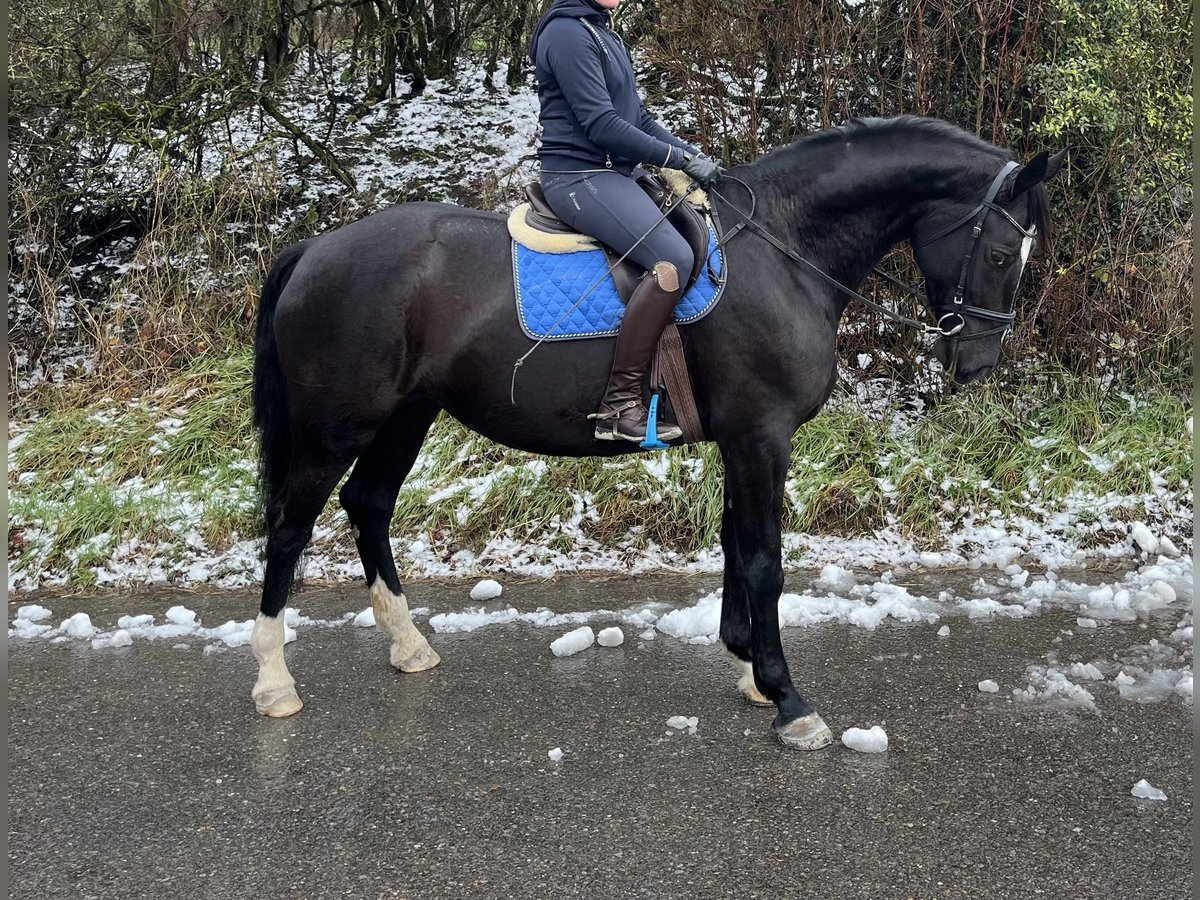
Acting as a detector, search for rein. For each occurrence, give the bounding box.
[707,159,1032,342]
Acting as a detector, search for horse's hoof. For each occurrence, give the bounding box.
[392,643,441,673]
[254,687,303,718]
[775,712,834,751]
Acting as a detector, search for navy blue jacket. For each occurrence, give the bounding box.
[531,0,691,175]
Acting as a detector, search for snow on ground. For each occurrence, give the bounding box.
[8,603,350,652]
[666,716,699,735]
[841,726,888,752]
[550,626,595,658]
[12,552,1192,717]
[1131,779,1168,801]
[8,463,1190,592]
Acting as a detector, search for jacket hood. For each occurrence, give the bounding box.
[528,0,609,63]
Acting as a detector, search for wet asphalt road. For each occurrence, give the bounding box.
[8,574,1194,899]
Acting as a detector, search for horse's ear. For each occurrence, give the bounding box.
[1011,148,1068,197]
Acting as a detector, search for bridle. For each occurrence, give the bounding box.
[707,159,1037,345]
[909,159,1036,343]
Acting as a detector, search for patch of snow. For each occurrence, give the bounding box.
[60,613,95,639]
[469,579,503,601]
[548,747,564,762]
[1131,779,1167,801]
[978,679,1000,693]
[1013,667,1096,711]
[666,715,698,734]
[1129,522,1159,554]
[1115,668,1191,703]
[1067,662,1104,681]
[841,725,888,752]
[550,626,595,658]
[165,605,197,626]
[596,626,624,647]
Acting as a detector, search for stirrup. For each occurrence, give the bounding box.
[640,393,670,450]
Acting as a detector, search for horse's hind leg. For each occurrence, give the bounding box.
[253,444,361,717]
[339,402,441,673]
[718,483,771,708]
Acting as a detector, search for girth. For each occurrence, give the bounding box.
[523,174,712,303]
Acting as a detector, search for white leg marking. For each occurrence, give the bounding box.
[722,644,772,707]
[370,580,441,672]
[251,612,303,717]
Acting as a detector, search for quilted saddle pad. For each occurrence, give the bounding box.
[512,224,726,341]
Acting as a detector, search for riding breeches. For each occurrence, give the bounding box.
[539,169,694,279]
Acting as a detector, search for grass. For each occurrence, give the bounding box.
[8,355,1193,587]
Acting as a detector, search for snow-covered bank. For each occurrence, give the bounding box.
[8,485,1190,593]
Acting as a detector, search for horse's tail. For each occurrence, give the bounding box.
[253,241,307,534]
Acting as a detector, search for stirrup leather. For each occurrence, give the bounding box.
[587,400,641,421]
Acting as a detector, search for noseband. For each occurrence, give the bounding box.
[910,160,1036,343]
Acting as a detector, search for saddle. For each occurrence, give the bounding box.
[518,173,712,302]
[507,170,721,445]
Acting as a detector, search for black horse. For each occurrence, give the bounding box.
[249,116,1064,750]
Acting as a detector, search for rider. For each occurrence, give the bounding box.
[529,0,722,443]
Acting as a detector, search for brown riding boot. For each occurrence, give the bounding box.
[591,261,684,443]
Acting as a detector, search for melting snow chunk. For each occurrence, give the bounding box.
[1129,523,1159,554]
[1067,663,1104,681]
[90,628,132,650]
[165,605,197,626]
[978,680,1000,693]
[1131,779,1167,801]
[469,579,503,601]
[666,715,699,734]
[548,747,564,762]
[117,614,154,629]
[639,629,656,641]
[11,619,52,639]
[109,629,132,648]
[816,564,852,590]
[60,613,95,639]
[353,608,376,627]
[937,625,951,637]
[551,626,595,658]
[841,725,888,752]
[1174,673,1192,700]
[1076,618,1098,629]
[596,626,624,647]
[15,604,51,622]
[1013,667,1096,710]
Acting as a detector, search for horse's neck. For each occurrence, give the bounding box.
[741,141,964,292]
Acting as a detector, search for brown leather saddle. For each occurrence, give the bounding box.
[523,174,712,303]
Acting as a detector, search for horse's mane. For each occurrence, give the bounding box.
[752,115,1054,251]
[802,116,1008,155]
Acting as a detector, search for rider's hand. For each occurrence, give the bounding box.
[681,152,724,188]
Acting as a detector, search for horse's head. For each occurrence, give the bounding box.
[913,149,1066,384]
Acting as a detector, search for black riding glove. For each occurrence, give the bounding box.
[681,152,723,188]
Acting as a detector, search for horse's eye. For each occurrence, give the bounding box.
[989,249,1011,267]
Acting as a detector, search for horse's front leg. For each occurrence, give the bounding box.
[721,435,833,750]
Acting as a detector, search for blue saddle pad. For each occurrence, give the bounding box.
[513,223,726,341]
